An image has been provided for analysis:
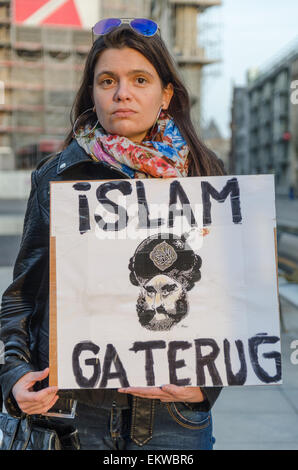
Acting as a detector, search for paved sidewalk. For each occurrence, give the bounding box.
[212,297,298,450]
[1,266,297,449]
[211,196,298,449]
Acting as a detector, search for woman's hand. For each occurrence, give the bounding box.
[12,367,59,415]
[118,385,205,403]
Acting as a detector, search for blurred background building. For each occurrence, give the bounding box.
[201,117,229,163]
[230,38,298,197]
[152,0,222,132]
[0,0,222,172]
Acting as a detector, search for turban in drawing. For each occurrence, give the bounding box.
[128,233,202,291]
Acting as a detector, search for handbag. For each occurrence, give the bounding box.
[0,389,80,450]
[0,412,81,450]
[0,413,61,450]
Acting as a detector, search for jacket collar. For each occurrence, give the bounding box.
[57,139,92,175]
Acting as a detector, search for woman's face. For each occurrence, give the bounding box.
[92,47,173,143]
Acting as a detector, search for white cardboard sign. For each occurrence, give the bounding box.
[49,175,281,388]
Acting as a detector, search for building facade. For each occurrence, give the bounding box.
[202,117,230,168]
[230,39,298,196]
[230,86,249,175]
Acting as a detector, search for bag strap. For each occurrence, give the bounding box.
[6,415,32,450]
[0,385,32,450]
[7,416,22,450]
[21,416,32,450]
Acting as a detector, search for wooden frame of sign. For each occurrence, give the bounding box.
[49,235,58,387]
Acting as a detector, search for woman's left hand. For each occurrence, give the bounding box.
[118,385,205,403]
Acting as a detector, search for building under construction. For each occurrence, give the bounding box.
[0,0,221,170]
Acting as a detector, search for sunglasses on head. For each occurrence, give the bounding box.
[92,18,159,41]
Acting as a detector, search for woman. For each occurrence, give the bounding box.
[0,18,225,450]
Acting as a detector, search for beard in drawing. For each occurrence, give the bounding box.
[136,274,189,331]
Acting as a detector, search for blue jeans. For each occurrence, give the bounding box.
[54,400,215,450]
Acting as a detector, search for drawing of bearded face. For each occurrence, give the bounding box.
[136,274,188,331]
[129,233,202,331]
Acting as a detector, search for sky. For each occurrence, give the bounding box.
[201,0,298,139]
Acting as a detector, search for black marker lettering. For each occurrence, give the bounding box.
[95,181,132,231]
[73,183,91,191]
[130,340,166,386]
[78,195,91,234]
[168,180,197,228]
[194,338,223,386]
[224,339,247,385]
[100,343,130,387]
[72,341,100,388]
[201,177,242,225]
[168,341,192,386]
[136,181,164,229]
[248,334,281,383]
[73,183,91,234]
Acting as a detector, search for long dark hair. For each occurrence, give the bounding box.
[63,26,224,177]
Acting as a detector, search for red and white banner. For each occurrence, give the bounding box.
[13,0,99,29]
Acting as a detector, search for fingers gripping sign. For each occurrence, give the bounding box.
[12,367,59,415]
[118,384,205,403]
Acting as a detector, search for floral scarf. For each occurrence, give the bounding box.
[74,111,189,179]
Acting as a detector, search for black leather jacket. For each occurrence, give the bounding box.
[0,139,222,441]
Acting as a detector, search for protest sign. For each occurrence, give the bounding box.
[49,175,281,388]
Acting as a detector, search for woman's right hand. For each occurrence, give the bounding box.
[12,367,59,415]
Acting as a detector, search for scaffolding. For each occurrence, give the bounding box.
[0,0,220,168]
[155,0,222,131]
[0,0,152,168]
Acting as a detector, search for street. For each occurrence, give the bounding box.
[0,195,298,449]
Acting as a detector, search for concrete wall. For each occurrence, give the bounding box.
[0,148,15,170]
[0,170,31,199]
